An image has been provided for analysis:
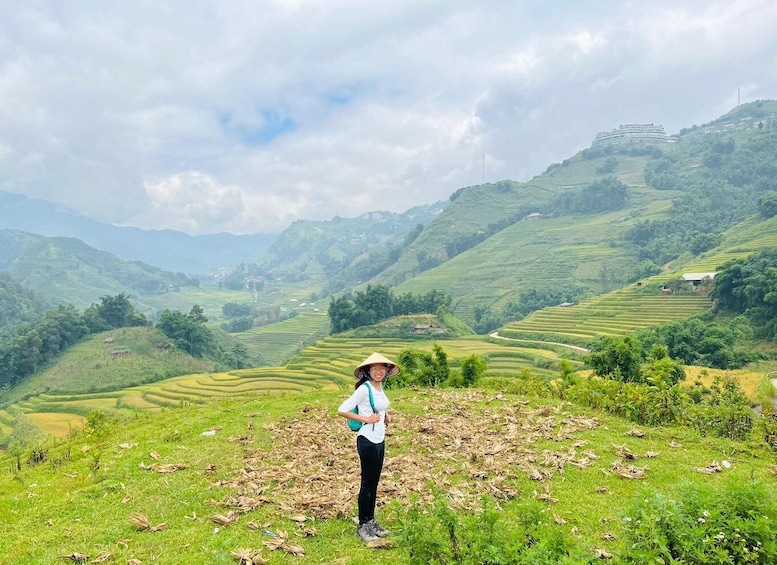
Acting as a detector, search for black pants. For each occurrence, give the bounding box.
[356,435,385,524]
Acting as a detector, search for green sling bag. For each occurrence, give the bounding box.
[348,382,377,431]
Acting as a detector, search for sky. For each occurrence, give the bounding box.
[1,1,776,235]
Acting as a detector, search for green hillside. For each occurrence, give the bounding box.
[0,230,198,311]
[499,213,777,346]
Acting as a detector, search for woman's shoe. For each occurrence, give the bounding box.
[368,519,390,537]
[356,522,379,542]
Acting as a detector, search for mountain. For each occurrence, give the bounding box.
[0,271,48,334]
[249,100,777,329]
[256,202,446,287]
[0,229,199,312]
[0,190,278,273]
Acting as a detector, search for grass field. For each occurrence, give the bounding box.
[2,384,776,564]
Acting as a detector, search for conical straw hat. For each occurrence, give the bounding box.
[354,352,400,378]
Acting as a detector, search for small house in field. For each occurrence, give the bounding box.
[411,324,432,334]
[682,272,717,287]
[525,212,543,221]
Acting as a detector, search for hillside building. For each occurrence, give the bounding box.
[592,123,671,147]
[682,272,717,287]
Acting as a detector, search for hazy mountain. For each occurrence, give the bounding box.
[0,229,199,312]
[0,190,278,273]
[257,202,446,283]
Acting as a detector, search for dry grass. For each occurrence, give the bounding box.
[684,365,765,401]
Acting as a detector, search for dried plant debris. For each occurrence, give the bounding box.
[612,444,637,460]
[60,553,89,563]
[593,547,613,559]
[139,462,188,473]
[611,460,648,479]
[210,512,240,526]
[262,530,305,556]
[129,513,168,532]
[365,539,394,549]
[625,429,645,438]
[217,390,601,519]
[230,548,268,564]
[695,461,723,474]
[91,552,112,563]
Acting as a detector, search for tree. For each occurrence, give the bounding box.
[156,305,215,357]
[227,343,249,369]
[90,293,149,329]
[460,354,488,387]
[758,192,777,219]
[585,336,642,383]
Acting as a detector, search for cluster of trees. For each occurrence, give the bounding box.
[328,285,452,333]
[156,305,215,358]
[711,248,777,339]
[628,129,777,265]
[551,176,630,215]
[585,337,686,386]
[0,294,148,389]
[0,293,255,392]
[635,316,757,369]
[387,344,488,389]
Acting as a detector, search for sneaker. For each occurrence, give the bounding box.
[356,522,379,542]
[368,518,391,537]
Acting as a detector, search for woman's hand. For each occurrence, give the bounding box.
[364,413,381,424]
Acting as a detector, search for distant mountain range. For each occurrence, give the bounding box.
[0,190,278,273]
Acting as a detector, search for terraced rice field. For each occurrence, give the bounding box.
[499,283,711,345]
[234,310,330,365]
[5,335,581,437]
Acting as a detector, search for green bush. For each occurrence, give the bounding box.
[395,494,594,565]
[621,478,777,563]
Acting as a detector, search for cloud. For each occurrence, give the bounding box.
[1,1,776,234]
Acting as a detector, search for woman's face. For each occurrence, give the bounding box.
[368,364,388,382]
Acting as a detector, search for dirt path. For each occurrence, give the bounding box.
[489,332,590,353]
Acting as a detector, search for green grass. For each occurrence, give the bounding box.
[1,385,775,564]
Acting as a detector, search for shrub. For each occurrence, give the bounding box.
[395,494,593,565]
[621,478,777,564]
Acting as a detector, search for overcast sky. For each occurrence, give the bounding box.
[1,1,776,235]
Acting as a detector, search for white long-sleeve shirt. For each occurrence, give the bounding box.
[338,382,390,444]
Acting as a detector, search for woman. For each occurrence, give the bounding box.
[338,352,400,542]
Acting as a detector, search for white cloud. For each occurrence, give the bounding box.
[0,0,776,234]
